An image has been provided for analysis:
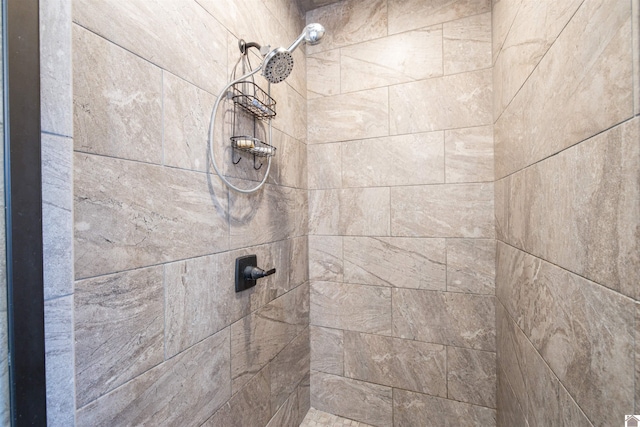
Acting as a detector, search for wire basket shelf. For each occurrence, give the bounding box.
[230,81,276,120]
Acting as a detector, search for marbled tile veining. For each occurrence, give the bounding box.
[300,407,375,427]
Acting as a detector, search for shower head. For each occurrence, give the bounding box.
[261,23,325,84]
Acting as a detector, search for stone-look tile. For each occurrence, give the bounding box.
[393,289,495,351]
[493,176,509,241]
[496,367,527,427]
[492,0,584,118]
[305,0,387,54]
[229,183,302,249]
[389,69,492,135]
[271,82,307,143]
[76,329,231,427]
[40,0,72,136]
[343,237,446,290]
[634,0,640,115]
[510,119,639,299]
[297,373,311,425]
[308,88,389,144]
[388,0,491,34]
[231,283,309,392]
[491,0,522,64]
[341,334,447,397]
[444,12,492,75]
[203,368,271,427]
[74,153,229,279]
[557,382,592,426]
[165,254,238,358]
[289,236,309,289]
[42,134,73,299]
[391,183,494,238]
[73,0,228,95]
[298,0,341,12]
[45,296,75,427]
[637,303,640,414]
[445,125,494,183]
[394,389,496,427]
[309,236,343,281]
[341,27,443,93]
[269,130,308,190]
[311,326,344,376]
[496,243,635,426]
[0,309,7,426]
[266,390,299,427]
[74,267,164,408]
[308,189,340,235]
[308,143,342,189]
[494,0,633,178]
[311,282,392,335]
[446,238,495,295]
[163,72,216,172]
[307,49,340,99]
[447,347,496,408]
[270,328,310,413]
[73,26,162,164]
[342,133,445,187]
[339,187,390,236]
[311,371,392,427]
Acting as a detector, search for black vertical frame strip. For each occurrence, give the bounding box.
[4,0,47,425]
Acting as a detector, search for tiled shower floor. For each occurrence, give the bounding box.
[299,408,374,427]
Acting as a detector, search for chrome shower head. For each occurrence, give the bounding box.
[261,23,325,84]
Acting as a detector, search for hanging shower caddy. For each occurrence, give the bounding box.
[229,79,277,170]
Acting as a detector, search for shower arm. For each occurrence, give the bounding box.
[208,64,273,194]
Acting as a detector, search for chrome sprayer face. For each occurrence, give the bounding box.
[261,23,325,84]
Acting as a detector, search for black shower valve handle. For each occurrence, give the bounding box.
[244,265,276,280]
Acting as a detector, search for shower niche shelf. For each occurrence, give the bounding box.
[230,80,277,169]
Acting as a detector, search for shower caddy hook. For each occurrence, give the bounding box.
[208,23,325,194]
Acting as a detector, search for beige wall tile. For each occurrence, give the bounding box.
[203,368,271,427]
[308,189,340,235]
[492,0,584,119]
[444,12,492,75]
[494,0,634,178]
[447,238,496,295]
[266,391,299,427]
[496,242,635,426]
[389,69,492,135]
[74,153,229,279]
[311,282,392,335]
[393,289,496,351]
[393,338,447,396]
[447,347,496,408]
[307,49,340,99]
[308,87,389,144]
[394,389,496,426]
[73,26,162,164]
[496,366,527,427]
[491,0,522,64]
[343,237,446,290]
[388,0,491,35]
[231,283,308,393]
[270,328,310,413]
[311,371,392,427]
[73,0,228,95]
[445,125,494,183]
[74,267,164,408]
[76,329,231,426]
[44,296,75,427]
[271,82,307,142]
[339,187,390,236]
[309,235,343,281]
[343,331,394,386]
[634,0,639,115]
[636,303,640,414]
[341,27,443,93]
[311,326,343,375]
[307,143,342,189]
[501,118,640,299]
[305,0,387,54]
[40,0,72,137]
[269,130,308,189]
[391,183,494,238]
[342,133,445,187]
[163,72,216,172]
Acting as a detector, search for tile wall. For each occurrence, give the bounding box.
[70,0,310,425]
[493,0,640,425]
[305,1,497,425]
